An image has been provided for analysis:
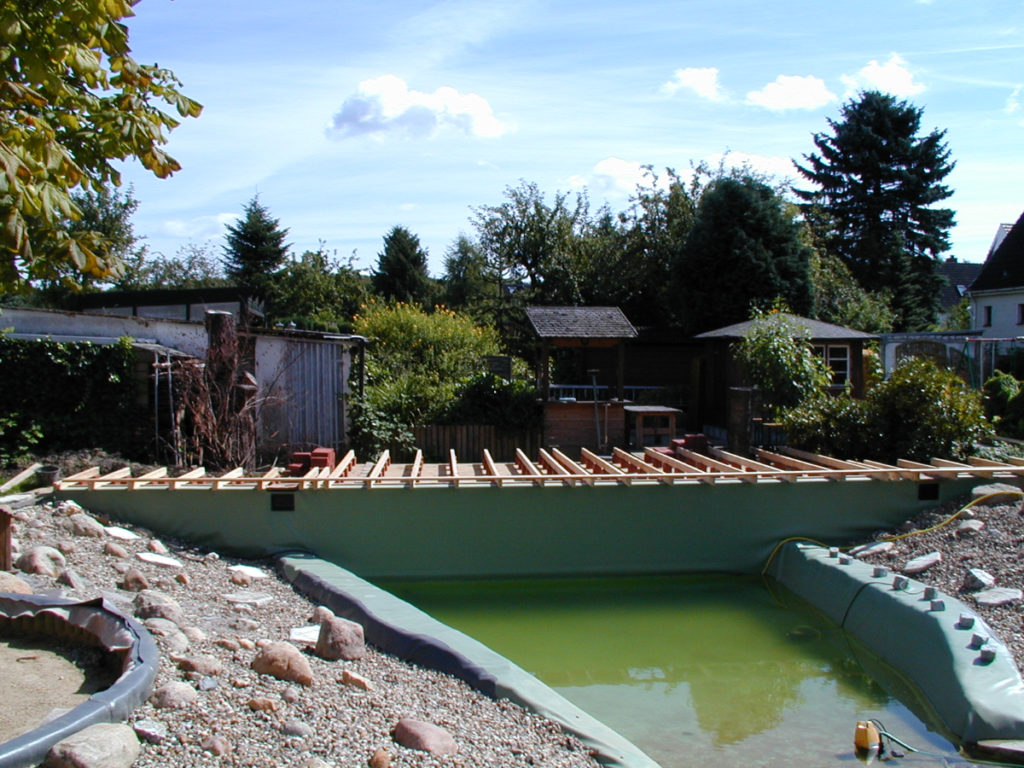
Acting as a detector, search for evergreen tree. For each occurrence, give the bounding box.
[222,197,290,297]
[372,225,434,306]
[794,91,955,330]
[672,176,814,334]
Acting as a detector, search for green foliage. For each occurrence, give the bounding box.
[222,197,290,297]
[809,252,895,333]
[439,373,541,430]
[942,297,972,332]
[440,235,495,318]
[673,176,815,334]
[732,306,831,413]
[0,413,41,466]
[782,358,991,462]
[795,91,954,331]
[346,397,414,457]
[983,371,1024,438]
[122,242,229,290]
[265,248,368,330]
[350,302,501,450]
[0,0,201,291]
[0,336,144,458]
[373,226,435,307]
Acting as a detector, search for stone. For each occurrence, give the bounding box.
[201,734,232,756]
[104,526,140,540]
[148,539,169,554]
[224,590,274,607]
[850,541,895,558]
[341,669,373,691]
[56,500,84,515]
[368,748,391,768]
[971,483,1022,506]
[230,571,252,586]
[964,568,996,591]
[956,519,986,536]
[290,625,321,644]
[16,546,66,578]
[175,572,191,586]
[119,568,150,592]
[0,571,33,594]
[230,617,260,632]
[282,686,300,703]
[67,512,105,538]
[44,723,140,768]
[57,568,87,589]
[237,637,256,650]
[133,719,169,745]
[392,719,457,755]
[135,552,183,568]
[182,625,207,643]
[251,641,314,686]
[300,759,333,768]
[134,589,184,625]
[198,676,219,691]
[903,551,942,575]
[228,564,268,580]
[315,616,366,661]
[310,605,334,623]
[976,588,1023,607]
[216,637,241,652]
[174,654,224,676]
[247,696,279,712]
[57,540,77,554]
[281,719,313,738]
[104,541,129,558]
[151,681,197,709]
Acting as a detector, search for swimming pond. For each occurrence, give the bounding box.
[379,574,985,767]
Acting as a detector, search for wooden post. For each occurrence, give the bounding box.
[0,506,12,572]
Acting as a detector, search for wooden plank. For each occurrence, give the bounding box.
[755,449,831,475]
[482,449,502,486]
[0,462,43,493]
[896,458,939,481]
[329,450,357,478]
[642,448,715,484]
[214,467,247,489]
[538,449,574,485]
[62,466,101,482]
[551,448,594,486]
[514,449,545,485]
[365,451,390,487]
[931,457,990,479]
[674,447,756,481]
[449,449,459,483]
[138,467,170,479]
[779,446,865,471]
[612,448,673,484]
[408,450,424,483]
[580,448,628,484]
[708,448,795,481]
[967,456,1018,469]
[859,459,910,481]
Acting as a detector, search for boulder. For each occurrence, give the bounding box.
[315,615,366,661]
[104,541,129,558]
[251,641,313,686]
[44,723,140,768]
[151,681,198,709]
[16,546,66,578]
[963,568,996,591]
[971,483,1022,506]
[0,571,33,594]
[392,719,457,755]
[67,512,105,538]
[368,748,391,768]
[134,589,184,625]
[118,568,150,592]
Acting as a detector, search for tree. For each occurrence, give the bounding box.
[809,252,895,333]
[372,226,434,306]
[794,91,955,330]
[440,234,495,316]
[672,176,814,334]
[264,247,368,330]
[0,0,202,291]
[222,197,290,297]
[123,242,228,290]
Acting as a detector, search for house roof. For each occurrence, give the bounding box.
[525,306,638,339]
[936,257,983,310]
[969,211,1024,293]
[693,313,876,341]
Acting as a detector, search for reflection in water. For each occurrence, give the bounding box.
[382,574,982,767]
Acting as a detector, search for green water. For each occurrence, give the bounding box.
[381,575,983,768]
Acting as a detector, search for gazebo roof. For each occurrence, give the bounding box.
[525,306,637,340]
[693,313,876,341]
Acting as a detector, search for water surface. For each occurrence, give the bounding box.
[381,574,982,768]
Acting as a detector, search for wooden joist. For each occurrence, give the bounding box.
[538,449,575,485]
[552,448,594,486]
[365,451,391,487]
[612,448,673,484]
[515,449,545,485]
[581,448,629,484]
[643,448,715,483]
[708,447,794,482]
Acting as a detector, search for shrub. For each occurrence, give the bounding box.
[439,373,541,430]
[983,371,1024,437]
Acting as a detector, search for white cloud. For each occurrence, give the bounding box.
[746,75,836,111]
[163,213,236,240]
[568,157,649,196]
[1006,86,1022,114]
[327,75,509,140]
[707,151,797,183]
[841,54,925,97]
[661,67,725,101]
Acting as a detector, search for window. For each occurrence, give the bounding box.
[1017,304,1024,325]
[984,306,992,327]
[813,344,850,386]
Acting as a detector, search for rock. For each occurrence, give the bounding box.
[290,625,321,644]
[0,571,33,594]
[135,552,183,568]
[133,719,169,744]
[230,571,252,586]
[174,654,224,676]
[230,618,260,632]
[104,526,139,540]
[972,483,1022,506]
[119,568,150,592]
[903,551,942,575]
[228,564,268,580]
[134,589,184,625]
[44,723,140,768]
[247,696,279,712]
[148,539,169,554]
[67,512,105,538]
[281,719,313,738]
[151,681,197,709]
[315,616,366,661]
[300,759,333,768]
[392,719,457,755]
[282,686,300,703]
[964,568,996,591]
[111,562,130,575]
[182,625,207,643]
[850,541,895,557]
[104,541,129,558]
[251,641,314,686]
[57,540,77,554]
[368,748,391,768]
[341,669,373,691]
[311,605,334,624]
[56,500,84,515]
[201,734,232,756]
[57,568,87,589]
[216,637,241,652]
[230,678,251,688]
[198,676,219,691]
[16,546,66,578]
[237,637,256,650]
[175,572,191,586]
[224,590,274,607]
[956,519,986,536]
[976,588,1023,607]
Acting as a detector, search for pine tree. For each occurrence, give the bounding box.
[222,197,290,297]
[372,226,434,306]
[794,91,955,330]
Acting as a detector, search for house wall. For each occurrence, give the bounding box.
[969,290,1024,340]
[543,401,626,454]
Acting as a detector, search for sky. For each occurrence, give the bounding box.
[116,0,1024,276]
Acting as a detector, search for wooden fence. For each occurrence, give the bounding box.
[390,425,542,462]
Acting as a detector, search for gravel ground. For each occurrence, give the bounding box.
[849,483,1024,661]
[3,494,601,768]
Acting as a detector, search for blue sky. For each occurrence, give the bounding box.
[117,0,1024,275]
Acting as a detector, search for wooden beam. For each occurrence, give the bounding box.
[755,449,830,475]
[538,449,574,485]
[580,448,628,484]
[365,450,390,487]
[62,466,101,482]
[514,449,545,485]
[215,467,246,489]
[708,448,794,481]
[896,458,938,481]
[172,467,207,489]
[0,462,43,493]
[329,450,357,478]
[409,450,424,480]
[674,447,756,481]
[859,459,910,481]
[643,448,715,484]
[482,449,502,486]
[779,446,865,471]
[551,448,594,486]
[612,448,673,484]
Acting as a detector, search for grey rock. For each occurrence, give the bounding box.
[67,512,105,538]
[971,483,1022,506]
[16,546,66,578]
[57,568,88,589]
[903,551,942,575]
[281,719,314,738]
[44,723,140,768]
[850,540,894,558]
[314,615,366,661]
[956,519,986,536]
[963,568,996,591]
[133,718,169,744]
[224,590,274,607]
[199,676,219,691]
[151,681,198,709]
[975,587,1023,607]
[134,588,184,625]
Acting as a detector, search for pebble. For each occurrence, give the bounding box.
[903,551,942,574]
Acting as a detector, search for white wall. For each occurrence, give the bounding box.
[969,290,1024,340]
